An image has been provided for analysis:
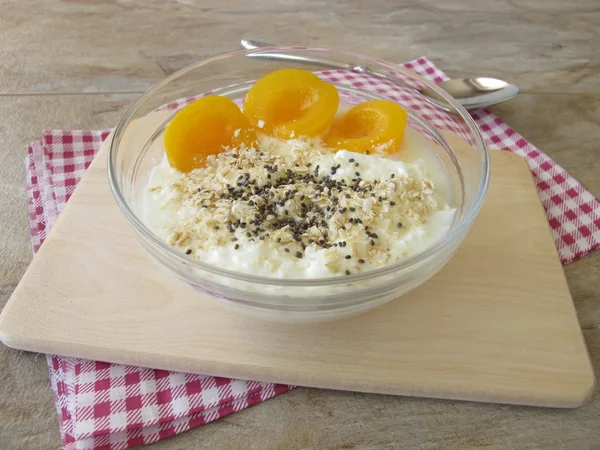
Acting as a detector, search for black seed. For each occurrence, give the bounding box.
[345,255,351,259]
[358,258,365,264]
[365,150,370,155]
[284,248,290,253]
[349,207,356,212]
[391,174,396,178]
[232,237,238,242]
[349,158,355,163]
[240,222,247,229]
[267,174,271,179]
[378,196,383,202]
[234,244,240,250]
[390,201,396,206]
[307,163,312,167]
[370,239,375,246]
[285,210,289,216]
[277,237,282,243]
[185,249,192,255]
[345,270,351,275]
[354,163,359,167]
[397,222,403,228]
[214,226,219,230]
[295,251,303,258]
[345,194,351,199]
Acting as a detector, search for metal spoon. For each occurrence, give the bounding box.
[240,38,519,111]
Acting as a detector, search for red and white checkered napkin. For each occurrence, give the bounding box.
[27,134,293,450]
[25,58,600,449]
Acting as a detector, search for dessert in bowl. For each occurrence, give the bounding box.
[108,48,489,322]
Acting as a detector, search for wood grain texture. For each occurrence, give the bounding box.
[1,1,600,448]
[0,135,593,408]
[1,0,599,95]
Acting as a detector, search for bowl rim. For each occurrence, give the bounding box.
[108,46,490,287]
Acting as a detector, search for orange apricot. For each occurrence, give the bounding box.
[325,100,408,154]
[164,96,256,172]
[243,69,339,139]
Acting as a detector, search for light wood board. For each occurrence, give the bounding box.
[0,138,594,408]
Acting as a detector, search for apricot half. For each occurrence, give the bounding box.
[164,96,256,172]
[325,100,408,154]
[243,69,339,140]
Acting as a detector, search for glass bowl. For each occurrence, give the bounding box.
[108,47,489,322]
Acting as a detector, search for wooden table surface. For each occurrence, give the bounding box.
[1,1,599,448]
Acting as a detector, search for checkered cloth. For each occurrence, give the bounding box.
[25,57,600,449]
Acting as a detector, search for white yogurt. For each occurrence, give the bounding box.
[143,131,455,279]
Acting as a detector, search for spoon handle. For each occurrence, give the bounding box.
[242,39,362,71]
[240,38,277,50]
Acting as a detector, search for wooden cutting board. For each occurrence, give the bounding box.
[0,134,594,408]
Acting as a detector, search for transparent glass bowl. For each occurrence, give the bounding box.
[108,47,489,322]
